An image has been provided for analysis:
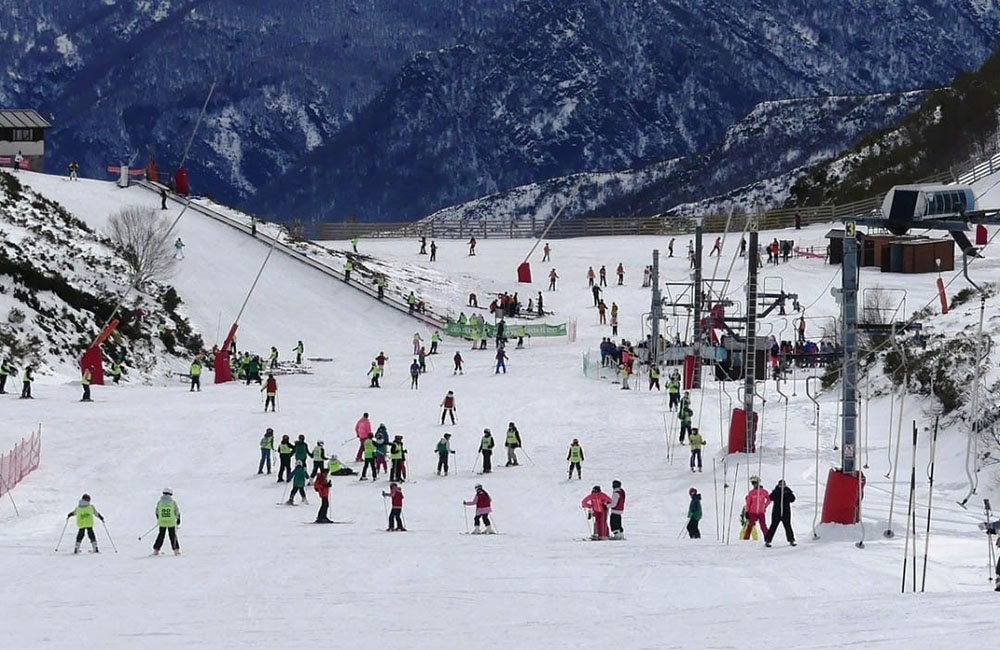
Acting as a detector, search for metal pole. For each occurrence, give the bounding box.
[180,79,217,168]
[743,230,760,452]
[921,416,939,592]
[840,229,859,475]
[650,249,661,365]
[692,222,704,388]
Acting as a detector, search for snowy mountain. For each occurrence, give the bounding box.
[4,1,1000,223]
[0,170,200,379]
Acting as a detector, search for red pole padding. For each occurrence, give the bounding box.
[174,168,190,195]
[727,408,757,454]
[517,262,532,283]
[937,277,948,314]
[81,346,104,386]
[682,354,697,389]
[214,323,239,384]
[820,468,866,524]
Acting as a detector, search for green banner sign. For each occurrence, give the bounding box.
[445,322,567,338]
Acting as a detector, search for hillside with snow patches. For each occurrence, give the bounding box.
[3,172,1000,647]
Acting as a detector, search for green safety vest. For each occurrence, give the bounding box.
[668,381,679,393]
[480,436,494,451]
[157,499,178,527]
[22,368,32,382]
[436,439,449,454]
[111,363,121,376]
[295,344,304,354]
[364,438,376,460]
[506,430,519,446]
[75,504,95,528]
[432,332,441,342]
[376,277,385,287]
[312,446,325,460]
[680,409,692,425]
[390,442,403,460]
[0,363,10,377]
[650,367,660,378]
[345,262,353,272]
[568,445,583,463]
[260,436,273,450]
[190,363,202,377]
[279,442,292,454]
[81,370,91,385]
[689,434,705,450]
[328,458,343,473]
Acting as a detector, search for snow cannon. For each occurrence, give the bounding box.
[820,468,866,524]
[517,262,532,283]
[726,408,757,454]
[81,318,120,385]
[214,323,238,384]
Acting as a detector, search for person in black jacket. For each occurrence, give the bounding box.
[764,480,796,547]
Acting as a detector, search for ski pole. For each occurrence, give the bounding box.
[55,518,70,552]
[519,448,536,467]
[382,494,389,520]
[463,504,470,533]
[920,416,939,592]
[677,523,688,540]
[101,519,119,553]
[471,452,480,474]
[138,524,157,541]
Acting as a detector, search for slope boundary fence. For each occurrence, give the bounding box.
[0,427,41,498]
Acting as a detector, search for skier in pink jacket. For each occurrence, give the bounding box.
[582,486,612,540]
[354,412,372,462]
[742,476,771,540]
[464,484,495,534]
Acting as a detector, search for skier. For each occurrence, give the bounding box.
[188,358,201,392]
[567,438,584,479]
[287,461,309,505]
[479,428,495,473]
[609,480,626,539]
[376,351,389,372]
[542,242,551,261]
[368,361,381,387]
[440,391,457,425]
[419,236,427,255]
[258,428,275,475]
[430,331,441,355]
[382,482,406,531]
[688,428,705,472]
[173,237,185,260]
[430,240,437,261]
[592,284,602,307]
[581,486,612,540]
[412,332,423,355]
[468,236,477,256]
[668,238,675,257]
[293,340,304,365]
[495,319,506,349]
[678,403,693,444]
[66,493,104,554]
[13,150,22,171]
[350,236,359,253]
[587,266,596,287]
[464,484,495,534]
[739,236,747,257]
[548,268,558,291]
[418,346,428,373]
[667,376,680,410]
[376,274,386,299]
[314,468,333,523]
[355,412,372,462]
[344,258,353,282]
[109,360,123,384]
[68,160,80,180]
[310,441,327,479]
[742,476,771,541]
[686,488,702,538]
[495,346,508,374]
[536,292,544,316]
[436,433,455,475]
[453,350,464,375]
[327,454,357,476]
[710,237,722,256]
[616,262,624,285]
[161,187,168,210]
[373,424,390,476]
[504,422,521,467]
[764,480,796,547]
[277,434,293,482]
[598,300,607,325]
[152,488,181,555]
[293,434,311,470]
[80,366,92,402]
[0,358,14,393]
[20,364,33,399]
[261,373,277,412]
[269,346,279,370]
[389,435,407,482]
[409,359,421,389]
[360,436,377,481]
[648,364,661,390]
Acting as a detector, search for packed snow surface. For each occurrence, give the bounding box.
[3,171,1000,648]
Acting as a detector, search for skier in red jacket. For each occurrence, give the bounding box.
[261,374,278,412]
[313,468,333,524]
[581,485,612,540]
[742,476,771,540]
[382,482,406,531]
[464,484,495,534]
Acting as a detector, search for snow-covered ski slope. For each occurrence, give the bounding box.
[4,171,1000,648]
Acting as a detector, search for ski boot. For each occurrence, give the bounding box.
[91,542,99,554]
[485,525,497,535]
[471,525,482,535]
[73,543,81,554]
[153,549,160,556]
[173,549,181,556]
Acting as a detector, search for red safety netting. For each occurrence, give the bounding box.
[0,428,42,498]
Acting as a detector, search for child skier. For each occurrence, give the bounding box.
[152,488,181,555]
[436,433,454,475]
[293,434,310,468]
[310,441,327,479]
[688,428,705,472]
[581,486,612,540]
[504,422,521,466]
[495,346,508,374]
[382,483,406,531]
[373,424,389,476]
[389,435,407,482]
[258,428,275,474]
[479,428,495,473]
[261,374,277,412]
[764,480,796,547]
[368,361,381,387]
[567,439,584,479]
[277,434,293,482]
[360,437,377,481]
[679,404,693,444]
[453,351,464,375]
[687,488,702,539]
[287,461,309,505]
[742,476,771,541]
[609,480,626,539]
[440,391,457,425]
[314,468,333,523]
[464,484,495,534]
[188,359,200,392]
[410,359,421,389]
[293,340,304,365]
[66,494,104,554]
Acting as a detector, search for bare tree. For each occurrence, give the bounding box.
[107,206,176,287]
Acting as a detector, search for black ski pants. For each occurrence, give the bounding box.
[610,513,623,535]
[568,462,581,478]
[474,513,491,526]
[289,486,306,502]
[75,527,97,543]
[277,454,292,482]
[765,510,795,544]
[481,450,492,473]
[389,508,403,530]
[686,518,701,539]
[441,408,455,425]
[21,381,31,398]
[362,458,377,479]
[311,460,324,478]
[390,459,405,482]
[153,527,179,551]
[437,452,449,474]
[316,497,330,523]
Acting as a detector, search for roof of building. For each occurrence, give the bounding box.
[0,110,52,129]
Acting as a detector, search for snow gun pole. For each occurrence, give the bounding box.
[520,181,580,265]
[101,519,119,553]
[985,499,996,583]
[179,78,217,168]
[920,416,939,592]
[55,518,69,552]
[0,472,19,516]
[901,421,917,593]
[713,458,720,542]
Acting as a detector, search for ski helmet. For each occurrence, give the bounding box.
[483,428,491,434]
[612,480,621,488]
[317,440,324,446]
[162,488,173,496]
[474,483,483,490]
[689,488,697,496]
[266,428,273,434]
[591,485,601,493]
[81,493,91,501]
[750,475,760,485]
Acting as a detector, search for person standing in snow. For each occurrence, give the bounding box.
[383,482,406,531]
[276,434,293,482]
[268,346,279,370]
[542,242,551,261]
[109,360,123,384]
[66,493,104,554]
[80,366,92,402]
[0,358,14,393]
[435,433,455,475]
[495,346,508,374]
[548,268,558,291]
[710,237,722,257]
[582,486,612,540]
[389,435,407,482]
[667,376,680,411]
[536,291,544,316]
[310,441,327,479]
[504,422,521,467]
[287,461,309,505]
[468,237,477,256]
[668,238,675,257]
[418,346,428,373]
[688,428,705,472]
[261,373,278,412]
[293,434,310,469]
[152,488,181,555]
[678,403,693,444]
[616,262,624,285]
[368,361,381,387]
[355,412,372,462]
[173,237,185,260]
[343,258,353,282]
[609,480,626,539]
[376,274,386,299]
[440,391,457,425]
[13,150,22,171]
[686,488,702,538]
[360,436,378,481]
[258,428,275,475]
[430,331,441,355]
[68,160,80,180]
[20,365,33,399]
[764,480,796,547]
[293,341,304,365]
[587,266,596,287]
[592,284,602,307]
[412,332,423,355]
[350,236,359,253]
[648,364,661,390]
[453,350,464,375]
[742,476,771,541]
[479,428,495,473]
[314,468,333,523]
[409,359,421,389]
[566,439,584,479]
[419,236,427,255]
[430,240,437,261]
[188,358,201,392]
[464,484,495,534]
[373,424,390,477]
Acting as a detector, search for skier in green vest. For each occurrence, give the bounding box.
[258,428,274,475]
[667,377,680,410]
[277,434,294,483]
[0,358,14,393]
[479,428,495,473]
[360,437,377,481]
[293,340,304,365]
[344,259,353,282]
[189,358,202,392]
[389,435,407,482]
[152,488,181,555]
[20,365,33,399]
[566,438,584,479]
[504,422,521,467]
[109,360,123,384]
[310,440,327,479]
[688,428,705,472]
[430,331,441,355]
[679,404,693,444]
[287,461,309,505]
[66,493,104,554]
